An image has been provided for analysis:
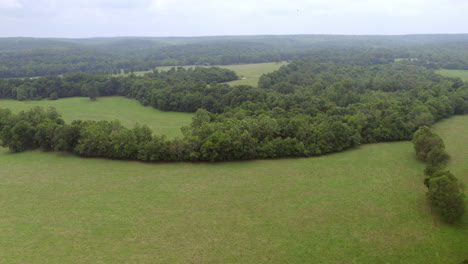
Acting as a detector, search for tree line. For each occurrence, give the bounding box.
[0,58,467,163]
[1,35,467,78]
[412,127,465,223]
[0,66,238,104]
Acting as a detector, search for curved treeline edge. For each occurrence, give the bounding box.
[0,58,467,162]
[412,127,465,223]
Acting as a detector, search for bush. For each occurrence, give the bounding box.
[427,172,465,223]
[412,128,465,224]
[49,92,58,100]
[426,145,450,167]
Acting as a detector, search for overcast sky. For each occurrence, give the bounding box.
[1,0,467,38]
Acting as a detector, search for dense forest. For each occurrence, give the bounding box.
[1,34,468,78]
[1,52,467,163]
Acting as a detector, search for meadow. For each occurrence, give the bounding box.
[0,113,466,263]
[435,69,468,82]
[220,62,288,86]
[432,115,468,182]
[127,62,288,86]
[0,96,193,138]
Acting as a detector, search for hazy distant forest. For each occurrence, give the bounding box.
[1,34,468,78]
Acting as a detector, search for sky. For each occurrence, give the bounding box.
[0,0,467,38]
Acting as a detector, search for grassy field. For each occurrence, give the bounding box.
[0,97,193,138]
[435,69,468,82]
[432,115,468,183]
[0,114,466,263]
[221,62,288,86]
[123,62,288,87]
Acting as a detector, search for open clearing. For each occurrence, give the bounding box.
[125,62,288,86]
[0,115,466,263]
[435,69,468,82]
[0,96,193,138]
[220,62,288,86]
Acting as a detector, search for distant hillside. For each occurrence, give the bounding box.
[0,34,467,78]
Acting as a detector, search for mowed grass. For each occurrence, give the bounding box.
[435,69,468,82]
[0,115,467,263]
[0,96,193,138]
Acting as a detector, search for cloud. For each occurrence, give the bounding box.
[0,0,22,8]
[0,0,467,37]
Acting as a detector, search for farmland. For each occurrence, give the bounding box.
[432,115,468,182]
[435,69,468,82]
[153,61,288,86]
[0,115,466,263]
[0,96,193,138]
[0,34,467,264]
[115,62,287,86]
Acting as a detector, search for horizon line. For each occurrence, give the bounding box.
[2,33,468,40]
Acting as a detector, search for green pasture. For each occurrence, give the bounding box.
[0,115,466,263]
[0,96,193,138]
[435,69,468,82]
[221,62,288,86]
[432,115,468,182]
[151,62,287,86]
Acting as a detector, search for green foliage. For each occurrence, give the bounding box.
[0,97,193,139]
[137,135,169,161]
[1,35,468,79]
[2,115,468,263]
[0,107,64,152]
[109,128,138,159]
[315,121,360,154]
[0,57,466,162]
[49,92,58,100]
[412,126,445,162]
[74,121,122,157]
[0,108,12,131]
[7,120,37,152]
[426,145,451,167]
[87,85,99,101]
[0,47,467,164]
[427,171,465,223]
[200,131,232,161]
[52,123,80,152]
[35,120,59,151]
[412,126,465,224]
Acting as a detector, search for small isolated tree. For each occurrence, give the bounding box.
[88,85,98,101]
[427,171,465,223]
[81,83,98,101]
